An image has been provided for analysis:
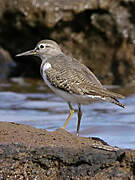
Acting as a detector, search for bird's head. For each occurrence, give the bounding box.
[16,40,62,60]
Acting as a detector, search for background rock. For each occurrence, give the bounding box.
[0,0,135,85]
[0,122,134,180]
[0,48,16,80]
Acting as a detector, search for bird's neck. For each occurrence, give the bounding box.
[46,49,63,57]
[40,51,64,62]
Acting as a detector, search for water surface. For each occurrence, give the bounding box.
[0,78,134,149]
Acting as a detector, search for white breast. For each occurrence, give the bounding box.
[41,62,54,90]
[43,62,52,71]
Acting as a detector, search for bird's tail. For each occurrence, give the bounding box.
[105,97,125,108]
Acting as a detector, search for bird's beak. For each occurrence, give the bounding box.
[16,48,37,57]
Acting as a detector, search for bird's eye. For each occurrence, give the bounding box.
[40,44,45,49]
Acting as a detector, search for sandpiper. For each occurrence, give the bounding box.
[16,40,125,136]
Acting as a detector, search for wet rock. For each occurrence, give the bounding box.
[0,0,135,84]
[0,47,16,80]
[0,122,134,180]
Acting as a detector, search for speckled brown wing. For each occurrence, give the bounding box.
[44,55,124,100]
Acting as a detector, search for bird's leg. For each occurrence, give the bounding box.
[62,103,74,129]
[76,104,82,136]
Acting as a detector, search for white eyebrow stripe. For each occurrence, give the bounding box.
[38,43,53,48]
[45,43,53,47]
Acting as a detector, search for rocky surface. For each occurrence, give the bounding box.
[0,0,135,84]
[0,122,134,180]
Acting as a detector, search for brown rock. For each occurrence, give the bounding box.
[0,0,135,85]
[0,122,134,180]
[0,48,16,80]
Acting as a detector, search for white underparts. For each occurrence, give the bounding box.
[43,62,52,71]
[87,95,106,100]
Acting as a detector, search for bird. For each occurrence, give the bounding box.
[16,40,125,136]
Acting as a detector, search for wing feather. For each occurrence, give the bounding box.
[43,56,124,100]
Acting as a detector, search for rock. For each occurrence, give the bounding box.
[0,122,134,179]
[0,0,135,85]
[0,48,16,80]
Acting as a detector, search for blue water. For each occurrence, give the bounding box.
[0,81,134,149]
